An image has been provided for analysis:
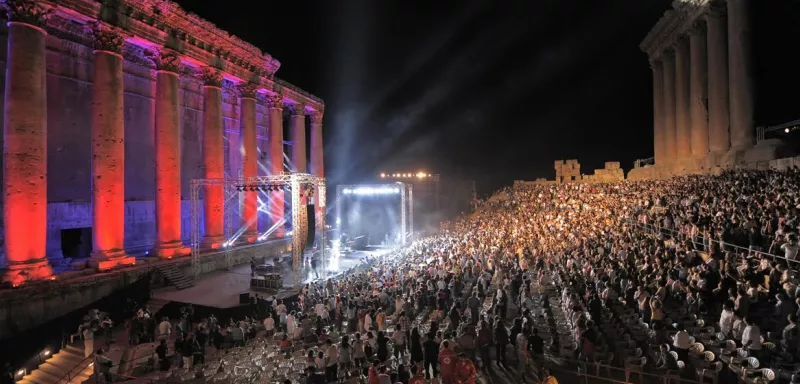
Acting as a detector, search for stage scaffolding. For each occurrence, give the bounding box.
[189,172,326,286]
[335,182,413,245]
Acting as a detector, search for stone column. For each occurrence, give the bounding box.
[650,60,665,165]
[662,50,677,163]
[309,111,325,230]
[289,104,307,173]
[689,21,710,159]
[89,24,134,270]
[727,0,755,149]
[268,94,285,237]
[200,67,225,249]
[2,4,53,285]
[239,82,259,242]
[707,5,730,154]
[146,48,186,258]
[674,37,692,161]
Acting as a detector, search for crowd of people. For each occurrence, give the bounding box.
[110,168,800,384]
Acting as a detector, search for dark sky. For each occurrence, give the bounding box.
[173,0,800,196]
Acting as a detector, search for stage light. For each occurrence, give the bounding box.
[380,173,386,178]
[349,187,401,195]
[786,128,791,133]
[417,172,426,178]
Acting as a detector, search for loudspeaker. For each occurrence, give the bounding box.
[239,292,250,304]
[306,204,316,248]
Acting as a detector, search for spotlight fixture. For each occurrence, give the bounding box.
[380,173,386,178]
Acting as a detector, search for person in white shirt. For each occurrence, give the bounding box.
[263,316,275,337]
[719,301,735,337]
[742,317,762,359]
[324,339,339,382]
[158,317,171,340]
[672,326,691,362]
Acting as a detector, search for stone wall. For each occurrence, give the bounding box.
[0,24,289,265]
[554,159,581,183]
[0,238,290,340]
[583,161,625,182]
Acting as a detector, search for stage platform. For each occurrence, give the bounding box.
[151,248,386,309]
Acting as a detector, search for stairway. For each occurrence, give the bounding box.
[155,264,195,290]
[18,345,93,384]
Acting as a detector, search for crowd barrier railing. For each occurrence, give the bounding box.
[625,218,800,269]
[546,356,706,384]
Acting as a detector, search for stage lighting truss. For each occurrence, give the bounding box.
[190,172,326,284]
[335,182,413,245]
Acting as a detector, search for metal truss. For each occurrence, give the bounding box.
[190,172,326,284]
[408,184,414,238]
[335,182,411,245]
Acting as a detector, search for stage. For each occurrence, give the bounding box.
[151,246,391,309]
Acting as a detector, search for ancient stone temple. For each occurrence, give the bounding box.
[0,0,325,285]
[641,0,777,175]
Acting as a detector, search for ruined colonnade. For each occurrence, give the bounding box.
[644,0,754,169]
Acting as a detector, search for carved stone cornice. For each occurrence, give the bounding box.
[264,56,281,78]
[198,66,223,87]
[267,93,284,110]
[640,0,712,60]
[144,47,181,72]
[309,111,323,124]
[237,81,259,99]
[288,103,306,116]
[1,0,52,28]
[88,22,125,54]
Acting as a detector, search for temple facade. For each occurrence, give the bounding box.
[640,0,778,175]
[0,0,325,285]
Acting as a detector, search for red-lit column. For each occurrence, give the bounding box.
[89,25,134,270]
[147,48,186,258]
[201,67,225,249]
[268,94,285,237]
[239,82,259,242]
[289,104,307,173]
[309,111,325,230]
[2,9,53,285]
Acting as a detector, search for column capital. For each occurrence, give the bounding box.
[89,22,126,54]
[309,111,324,124]
[649,59,663,71]
[688,20,707,36]
[1,0,52,28]
[267,93,284,110]
[144,47,181,73]
[237,81,259,99]
[288,103,306,116]
[706,0,727,18]
[199,66,223,87]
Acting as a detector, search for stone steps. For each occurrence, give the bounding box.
[155,264,195,290]
[19,345,93,384]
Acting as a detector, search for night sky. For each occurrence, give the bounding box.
[174,0,800,196]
